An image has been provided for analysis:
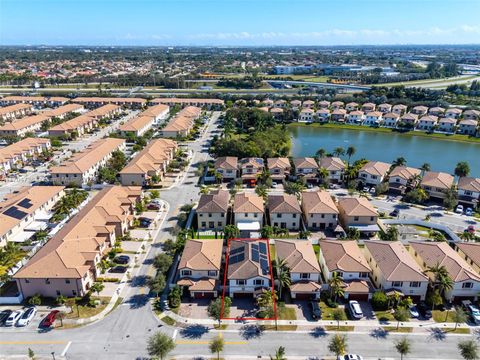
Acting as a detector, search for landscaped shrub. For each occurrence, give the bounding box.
[371,291,388,311]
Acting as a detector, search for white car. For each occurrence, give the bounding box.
[467,304,480,325]
[271,182,278,188]
[17,307,37,326]
[337,354,364,360]
[369,187,376,194]
[4,310,22,326]
[455,205,464,214]
[348,300,363,320]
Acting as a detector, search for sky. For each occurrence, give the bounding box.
[1,0,480,46]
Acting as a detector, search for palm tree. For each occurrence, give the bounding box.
[270,346,287,360]
[392,157,407,167]
[420,163,431,175]
[255,184,268,200]
[284,181,305,199]
[328,273,344,302]
[395,337,412,360]
[257,289,277,318]
[274,258,291,300]
[455,161,470,178]
[346,146,356,166]
[315,148,327,159]
[318,167,329,184]
[209,335,224,360]
[453,307,467,330]
[426,263,453,298]
[333,147,345,157]
[458,340,478,360]
[224,225,240,240]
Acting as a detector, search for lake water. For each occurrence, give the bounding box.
[289,125,480,177]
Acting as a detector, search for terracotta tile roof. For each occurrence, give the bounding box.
[227,240,270,280]
[270,107,283,113]
[0,137,50,164]
[359,161,391,177]
[301,191,338,215]
[457,177,480,193]
[410,241,480,282]
[197,189,230,213]
[267,157,290,170]
[86,104,121,119]
[459,119,478,126]
[189,278,216,291]
[119,115,155,132]
[383,112,400,119]
[343,280,371,294]
[439,117,456,124]
[319,157,345,171]
[429,107,445,113]
[0,104,32,116]
[392,104,407,110]
[178,238,223,271]
[338,197,377,217]
[364,241,428,282]
[413,105,429,112]
[366,111,383,117]
[239,157,264,169]
[389,166,421,181]
[320,240,371,273]
[49,114,95,132]
[233,193,264,213]
[44,104,83,117]
[151,98,223,105]
[290,281,321,292]
[456,243,480,267]
[268,194,301,214]
[215,156,238,170]
[349,110,364,116]
[446,108,462,114]
[346,102,359,107]
[293,157,318,169]
[276,239,320,273]
[421,171,454,189]
[419,115,438,123]
[14,186,141,279]
[401,113,418,122]
[72,97,146,104]
[0,186,64,238]
[0,114,51,131]
[162,106,201,133]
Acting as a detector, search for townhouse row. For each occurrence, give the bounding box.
[176,237,480,303]
[197,189,379,236]
[160,106,202,138]
[0,96,69,108]
[118,104,170,137]
[0,103,34,122]
[0,137,51,176]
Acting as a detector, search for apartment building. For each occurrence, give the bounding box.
[268,194,301,230]
[420,171,455,200]
[301,190,338,230]
[86,104,122,120]
[72,97,146,109]
[358,161,391,186]
[119,104,169,137]
[119,139,177,186]
[0,186,65,247]
[150,98,224,109]
[0,96,68,107]
[50,138,126,186]
[0,138,51,175]
[0,104,34,122]
[14,186,142,298]
[196,189,229,231]
[44,103,84,119]
[0,114,51,137]
[160,106,201,138]
[364,241,429,301]
[456,243,480,274]
[48,115,97,137]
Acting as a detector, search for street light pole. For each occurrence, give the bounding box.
[51,352,56,360]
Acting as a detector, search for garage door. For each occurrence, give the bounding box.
[294,293,316,300]
[233,292,254,299]
[348,293,369,301]
[193,292,215,299]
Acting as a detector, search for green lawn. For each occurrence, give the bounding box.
[382,326,413,333]
[444,328,470,334]
[277,304,296,321]
[312,244,320,258]
[375,310,396,322]
[432,310,457,323]
[161,316,176,326]
[320,302,346,321]
[65,297,109,319]
[325,325,354,331]
[269,245,276,260]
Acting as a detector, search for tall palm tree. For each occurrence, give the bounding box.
[426,263,453,297]
[274,258,291,300]
[315,148,327,159]
[420,163,431,175]
[270,346,287,360]
[346,146,356,166]
[328,273,345,302]
[333,147,345,157]
[392,157,407,167]
[318,167,329,184]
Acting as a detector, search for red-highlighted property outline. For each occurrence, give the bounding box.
[220,238,277,321]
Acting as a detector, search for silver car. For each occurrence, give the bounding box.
[348,300,363,320]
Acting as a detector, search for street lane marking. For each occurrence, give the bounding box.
[176,340,247,345]
[0,341,67,345]
[61,341,72,356]
[172,329,178,340]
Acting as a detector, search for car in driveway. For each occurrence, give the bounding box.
[17,307,37,326]
[466,208,474,216]
[409,305,419,318]
[138,217,152,228]
[337,354,364,360]
[4,310,22,326]
[114,255,130,265]
[455,205,464,214]
[41,310,59,328]
[0,310,12,326]
[390,209,400,217]
[418,302,432,320]
[110,265,128,273]
[463,302,480,325]
[348,300,363,320]
[147,202,161,210]
[309,301,321,320]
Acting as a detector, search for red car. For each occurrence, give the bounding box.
[466,225,476,234]
[41,310,59,327]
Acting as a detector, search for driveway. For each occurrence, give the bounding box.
[229,298,259,318]
[178,299,210,319]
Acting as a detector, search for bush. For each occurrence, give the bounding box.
[325,297,338,308]
[28,294,42,306]
[371,291,388,311]
[256,310,268,319]
[96,277,121,283]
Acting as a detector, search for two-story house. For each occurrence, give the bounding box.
[438,117,457,133]
[392,104,408,116]
[420,171,455,201]
[268,194,301,230]
[347,110,365,125]
[214,156,238,181]
[316,109,330,123]
[445,108,463,119]
[378,103,392,114]
[276,239,321,300]
[458,119,478,136]
[319,157,345,183]
[299,108,314,122]
[456,243,480,274]
[331,101,344,110]
[293,157,318,183]
[388,166,422,194]
[239,157,264,186]
[383,112,400,128]
[464,110,480,121]
[346,102,359,111]
[233,192,264,238]
[267,157,291,183]
[318,100,330,109]
[417,115,438,131]
[177,238,223,298]
[411,106,429,116]
[400,113,419,128]
[364,241,429,302]
[358,161,391,186]
[409,241,480,302]
[457,177,480,207]
[197,189,230,231]
[227,240,271,298]
[301,191,338,230]
[331,109,347,122]
[429,107,445,117]
[319,240,373,301]
[337,197,379,236]
[364,111,383,126]
[362,103,376,113]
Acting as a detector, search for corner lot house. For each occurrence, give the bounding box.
[301,190,338,230]
[233,192,264,237]
[0,186,65,247]
[14,186,142,298]
[276,239,321,300]
[410,241,480,302]
[457,177,480,207]
[456,243,480,274]
[388,166,421,194]
[337,197,379,235]
[177,238,223,298]
[267,157,291,183]
[420,171,454,200]
[319,157,345,183]
[364,241,429,301]
[319,240,373,301]
[358,161,391,186]
[227,240,271,298]
[197,189,229,231]
[268,194,301,230]
[215,156,238,181]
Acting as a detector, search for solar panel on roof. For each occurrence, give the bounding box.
[3,206,27,220]
[260,258,269,273]
[230,247,244,256]
[251,249,259,262]
[252,243,259,251]
[17,198,33,209]
[259,242,267,254]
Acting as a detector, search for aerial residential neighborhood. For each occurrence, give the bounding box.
[0,1,480,359]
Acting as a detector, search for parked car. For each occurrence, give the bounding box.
[466,225,476,234]
[337,354,364,360]
[41,310,59,328]
[114,255,130,265]
[17,307,37,326]
[468,304,480,325]
[369,187,376,194]
[0,310,12,326]
[19,168,28,174]
[466,208,474,216]
[390,209,400,217]
[138,217,152,228]
[110,265,128,273]
[4,310,23,326]
[271,182,278,188]
[362,187,370,193]
[309,301,321,320]
[348,300,363,320]
[147,202,160,210]
[455,205,464,214]
[418,302,432,320]
[409,305,419,318]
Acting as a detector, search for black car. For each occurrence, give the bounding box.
[309,301,322,320]
[114,255,130,265]
[110,266,128,273]
[138,217,152,228]
[390,209,400,217]
[417,302,432,320]
[0,310,12,326]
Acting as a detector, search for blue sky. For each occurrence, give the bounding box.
[1,0,479,46]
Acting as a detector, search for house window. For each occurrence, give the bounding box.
[409,282,421,288]
[72,290,77,296]
[182,270,192,277]
[370,217,374,221]
[201,222,206,227]
[208,271,217,277]
[208,213,212,218]
[45,279,50,285]
[254,213,258,218]
[354,216,359,221]
[221,213,225,218]
[277,214,282,218]
[293,214,297,218]
[360,272,368,278]
[392,281,403,287]
[462,282,474,289]
[218,222,222,227]
[321,214,325,219]
[237,280,246,285]
[254,279,263,285]
[25,279,30,284]
[244,213,248,217]
[334,271,343,278]
[56,290,61,296]
[300,273,310,279]
[65,279,70,284]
